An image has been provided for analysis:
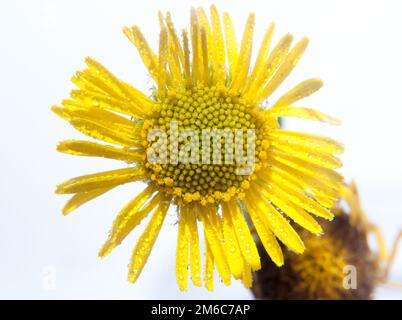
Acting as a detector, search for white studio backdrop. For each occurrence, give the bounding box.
[0,0,401,299]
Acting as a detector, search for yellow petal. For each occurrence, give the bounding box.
[200,28,210,85]
[221,202,244,279]
[121,82,158,115]
[190,8,201,84]
[223,12,238,76]
[158,27,168,98]
[314,194,338,209]
[52,105,140,146]
[269,151,343,191]
[176,206,189,291]
[72,69,119,97]
[267,106,341,125]
[273,78,323,107]
[245,33,293,100]
[269,130,344,154]
[84,58,156,116]
[165,12,185,67]
[59,100,141,133]
[260,37,309,101]
[204,230,214,291]
[207,205,224,244]
[269,156,339,207]
[99,188,160,257]
[167,35,184,89]
[242,198,284,266]
[62,186,114,215]
[257,181,323,234]
[247,188,305,254]
[271,143,342,169]
[128,198,170,282]
[182,30,193,88]
[241,260,253,288]
[123,26,159,81]
[68,117,139,147]
[56,167,144,194]
[84,57,131,100]
[230,13,255,93]
[158,10,165,30]
[210,5,226,85]
[259,166,334,220]
[199,206,231,285]
[57,140,144,162]
[224,199,261,271]
[197,7,213,62]
[246,23,275,92]
[186,207,202,287]
[67,89,152,119]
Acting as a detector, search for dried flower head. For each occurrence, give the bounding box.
[252,181,402,299]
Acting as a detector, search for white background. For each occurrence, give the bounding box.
[0,0,401,299]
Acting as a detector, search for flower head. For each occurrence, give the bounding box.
[53,5,344,291]
[252,181,401,299]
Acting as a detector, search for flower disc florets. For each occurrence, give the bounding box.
[144,84,268,204]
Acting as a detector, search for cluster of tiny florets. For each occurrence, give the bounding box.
[143,85,270,204]
[290,235,348,298]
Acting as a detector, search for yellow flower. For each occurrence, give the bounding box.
[53,5,344,291]
[252,181,402,299]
